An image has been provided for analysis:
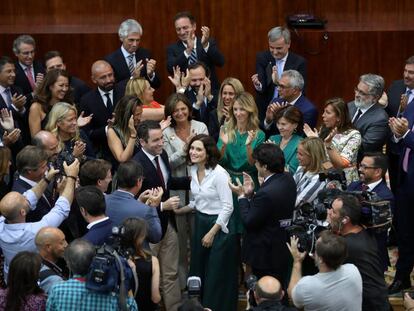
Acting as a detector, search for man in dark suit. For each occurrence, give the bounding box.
[12,146,53,222]
[252,27,307,123]
[386,55,414,193]
[388,90,414,294]
[105,19,160,88]
[263,70,317,137]
[44,51,90,105]
[76,186,114,246]
[0,56,30,146]
[347,152,394,271]
[348,74,389,160]
[105,160,162,244]
[229,143,296,287]
[79,60,125,161]
[12,35,45,104]
[167,11,224,92]
[133,120,190,311]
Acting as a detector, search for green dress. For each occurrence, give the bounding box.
[217,129,265,233]
[269,134,302,174]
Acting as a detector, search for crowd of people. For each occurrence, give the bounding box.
[0,10,414,311]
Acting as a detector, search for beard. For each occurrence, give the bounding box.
[354,97,375,109]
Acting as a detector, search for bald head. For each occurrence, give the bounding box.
[91,60,115,92]
[35,227,67,261]
[0,192,30,222]
[32,130,60,161]
[255,276,283,301]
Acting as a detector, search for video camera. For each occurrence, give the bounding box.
[86,226,138,311]
[286,169,392,253]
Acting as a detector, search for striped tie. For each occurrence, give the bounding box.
[188,48,197,65]
[127,54,135,76]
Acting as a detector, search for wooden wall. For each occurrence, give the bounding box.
[1,0,414,121]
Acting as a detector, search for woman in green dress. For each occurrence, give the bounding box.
[217,91,265,233]
[269,105,304,174]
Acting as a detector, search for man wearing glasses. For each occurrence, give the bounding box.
[347,152,394,273]
[13,34,45,104]
[348,74,389,160]
[262,69,317,137]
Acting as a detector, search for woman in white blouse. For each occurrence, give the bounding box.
[163,93,208,289]
[174,134,238,311]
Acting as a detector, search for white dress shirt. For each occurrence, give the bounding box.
[141,148,169,186]
[188,164,233,233]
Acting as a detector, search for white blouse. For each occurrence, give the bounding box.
[188,164,233,233]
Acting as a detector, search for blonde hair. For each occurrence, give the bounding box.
[45,102,80,149]
[125,77,148,104]
[217,77,244,121]
[299,137,327,173]
[227,92,259,142]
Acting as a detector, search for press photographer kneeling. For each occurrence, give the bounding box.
[327,194,390,311]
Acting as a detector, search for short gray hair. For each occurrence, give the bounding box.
[64,239,95,276]
[13,35,36,54]
[118,19,143,40]
[359,74,384,97]
[268,27,290,44]
[281,70,304,90]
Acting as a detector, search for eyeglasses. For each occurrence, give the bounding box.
[359,164,378,170]
[354,87,373,97]
[20,50,35,56]
[276,84,292,90]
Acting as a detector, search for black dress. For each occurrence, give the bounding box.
[134,256,158,311]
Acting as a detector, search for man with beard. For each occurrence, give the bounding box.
[327,195,390,311]
[348,74,389,160]
[79,60,126,161]
[347,153,394,271]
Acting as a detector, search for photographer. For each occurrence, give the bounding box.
[46,239,138,310]
[347,152,394,271]
[327,195,390,311]
[287,231,362,310]
[247,276,297,311]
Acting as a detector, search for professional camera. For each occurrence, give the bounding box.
[86,226,138,311]
[53,150,75,175]
[187,276,202,300]
[244,274,258,307]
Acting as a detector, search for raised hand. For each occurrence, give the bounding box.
[11,93,26,111]
[146,58,156,77]
[128,115,137,136]
[0,108,15,131]
[286,235,307,263]
[77,111,93,128]
[200,26,210,48]
[160,116,172,131]
[2,129,21,146]
[271,65,279,84]
[324,127,338,144]
[242,172,255,196]
[245,130,256,146]
[168,65,182,89]
[303,123,319,138]
[181,69,191,89]
[132,60,144,78]
[72,140,86,158]
[389,117,409,138]
[251,74,261,90]
[195,83,205,107]
[203,77,212,97]
[219,126,229,145]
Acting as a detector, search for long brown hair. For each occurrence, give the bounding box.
[121,218,151,260]
[320,97,354,140]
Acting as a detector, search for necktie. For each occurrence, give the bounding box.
[25,66,36,90]
[4,88,13,109]
[361,183,369,192]
[188,46,197,65]
[402,124,413,173]
[154,156,166,189]
[353,109,363,123]
[104,93,113,114]
[273,59,284,99]
[127,54,135,76]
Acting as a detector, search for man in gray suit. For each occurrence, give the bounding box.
[105,160,162,244]
[348,74,389,160]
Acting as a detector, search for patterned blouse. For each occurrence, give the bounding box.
[0,289,46,311]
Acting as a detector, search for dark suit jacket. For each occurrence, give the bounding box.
[348,101,389,158]
[79,81,126,160]
[386,79,407,155]
[255,51,307,122]
[14,60,45,104]
[167,38,225,91]
[70,76,91,105]
[133,149,190,238]
[12,177,52,222]
[239,173,296,273]
[348,180,394,210]
[398,99,414,190]
[263,94,317,137]
[184,88,218,127]
[105,47,161,88]
[106,190,162,244]
[0,84,30,147]
[83,218,114,246]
